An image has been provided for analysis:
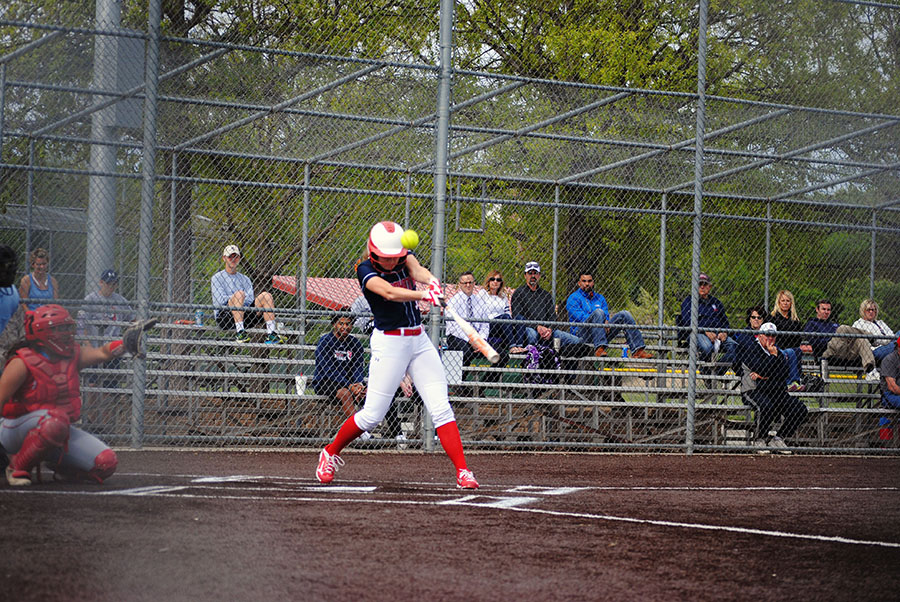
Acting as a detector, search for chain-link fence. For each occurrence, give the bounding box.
[1,0,898,454]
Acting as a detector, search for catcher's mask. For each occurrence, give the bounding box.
[25,304,77,357]
[367,221,408,273]
[0,245,17,288]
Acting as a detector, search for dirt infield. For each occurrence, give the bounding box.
[1,451,898,601]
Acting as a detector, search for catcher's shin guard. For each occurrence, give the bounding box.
[52,448,118,484]
[10,409,70,479]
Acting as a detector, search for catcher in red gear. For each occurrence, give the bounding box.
[0,304,155,486]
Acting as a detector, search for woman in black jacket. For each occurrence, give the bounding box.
[769,290,804,390]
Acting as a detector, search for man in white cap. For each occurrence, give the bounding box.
[211,244,284,344]
[740,321,809,453]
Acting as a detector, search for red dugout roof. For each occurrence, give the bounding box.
[272,276,475,313]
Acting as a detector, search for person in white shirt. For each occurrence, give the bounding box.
[851,299,898,365]
[445,272,490,390]
[475,269,522,355]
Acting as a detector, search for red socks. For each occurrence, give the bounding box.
[436,421,467,471]
[325,418,468,472]
[325,416,365,456]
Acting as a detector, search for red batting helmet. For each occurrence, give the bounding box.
[24,304,77,357]
[368,221,408,272]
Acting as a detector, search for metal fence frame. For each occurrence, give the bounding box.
[1,0,898,453]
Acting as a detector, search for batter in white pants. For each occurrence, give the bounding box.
[354,329,454,432]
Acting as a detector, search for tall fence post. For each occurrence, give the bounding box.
[764,201,772,309]
[131,0,162,449]
[686,0,710,455]
[426,0,455,451]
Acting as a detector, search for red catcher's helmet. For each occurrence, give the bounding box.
[367,221,408,272]
[24,304,77,357]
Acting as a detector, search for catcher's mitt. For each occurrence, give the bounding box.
[122,318,157,358]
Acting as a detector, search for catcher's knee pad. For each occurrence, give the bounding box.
[12,410,70,472]
[89,449,118,483]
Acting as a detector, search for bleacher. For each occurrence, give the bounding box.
[77,313,899,452]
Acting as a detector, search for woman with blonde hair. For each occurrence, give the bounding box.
[476,269,522,364]
[852,299,898,363]
[769,290,804,391]
[18,248,59,310]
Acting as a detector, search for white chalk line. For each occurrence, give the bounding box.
[493,504,900,549]
[6,478,899,549]
[117,474,900,493]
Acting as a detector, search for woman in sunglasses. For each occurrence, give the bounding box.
[477,270,522,360]
[852,299,898,363]
[733,306,767,376]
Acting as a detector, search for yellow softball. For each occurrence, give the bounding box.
[401,229,419,250]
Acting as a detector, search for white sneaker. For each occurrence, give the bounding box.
[752,439,771,454]
[865,370,881,382]
[768,436,792,455]
[359,431,372,441]
[395,433,408,450]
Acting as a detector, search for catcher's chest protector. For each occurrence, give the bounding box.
[2,347,82,421]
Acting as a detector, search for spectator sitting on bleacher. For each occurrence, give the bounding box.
[76,269,134,430]
[565,271,652,359]
[802,299,838,361]
[678,272,736,370]
[476,269,522,356]
[879,335,900,409]
[211,244,285,344]
[733,305,767,375]
[769,290,805,392]
[510,261,580,350]
[806,298,877,380]
[77,270,133,340]
[741,322,809,454]
[312,313,367,422]
[446,272,487,373]
[447,272,510,385]
[852,299,899,365]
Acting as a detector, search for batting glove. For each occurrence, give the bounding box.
[423,288,443,307]
[428,278,443,298]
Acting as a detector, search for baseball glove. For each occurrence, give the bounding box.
[122,318,157,358]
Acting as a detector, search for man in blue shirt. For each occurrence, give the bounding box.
[679,272,736,367]
[312,314,367,420]
[801,299,838,360]
[566,272,652,359]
